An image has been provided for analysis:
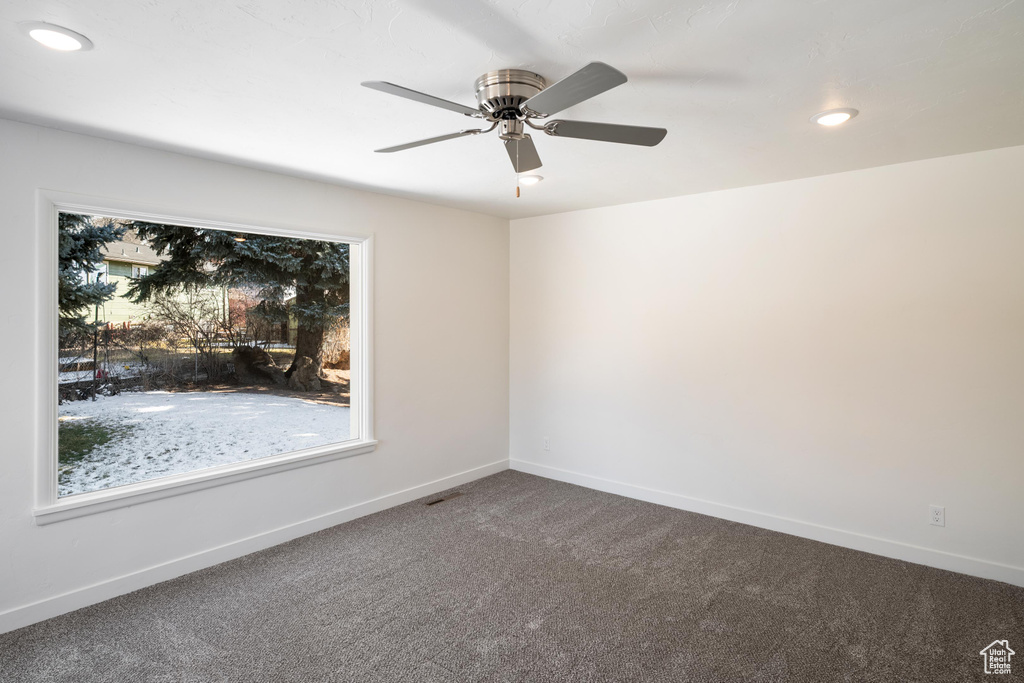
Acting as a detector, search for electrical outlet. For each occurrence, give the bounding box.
[543,437,550,451]
[929,505,945,527]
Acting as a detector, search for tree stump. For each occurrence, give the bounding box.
[231,346,286,386]
[288,356,322,392]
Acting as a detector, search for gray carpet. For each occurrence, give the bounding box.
[1,471,1021,682]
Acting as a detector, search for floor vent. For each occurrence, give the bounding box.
[425,491,464,506]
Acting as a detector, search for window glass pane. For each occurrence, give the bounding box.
[107,261,131,277]
[57,212,355,497]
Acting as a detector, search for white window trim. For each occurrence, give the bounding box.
[35,190,375,525]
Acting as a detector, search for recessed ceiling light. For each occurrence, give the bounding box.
[19,22,93,52]
[810,108,858,127]
[519,175,543,186]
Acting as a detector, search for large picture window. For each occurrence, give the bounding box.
[42,201,372,518]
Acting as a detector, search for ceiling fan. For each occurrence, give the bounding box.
[361,62,667,172]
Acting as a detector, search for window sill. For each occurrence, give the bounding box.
[34,439,378,525]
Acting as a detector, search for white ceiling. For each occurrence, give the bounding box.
[2,0,1023,219]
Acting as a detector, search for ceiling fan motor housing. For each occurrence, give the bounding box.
[475,69,546,121]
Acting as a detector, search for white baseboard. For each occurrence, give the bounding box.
[0,459,508,635]
[510,459,1024,588]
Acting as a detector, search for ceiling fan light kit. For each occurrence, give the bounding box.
[362,62,668,175]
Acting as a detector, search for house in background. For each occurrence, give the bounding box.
[91,229,337,354]
[94,231,233,334]
[97,232,163,326]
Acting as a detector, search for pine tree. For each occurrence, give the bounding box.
[125,222,349,376]
[58,213,126,337]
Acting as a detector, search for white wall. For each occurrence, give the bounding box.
[510,145,1024,586]
[0,118,510,632]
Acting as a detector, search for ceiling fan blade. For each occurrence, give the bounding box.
[520,62,627,118]
[544,120,667,146]
[504,135,542,172]
[375,129,486,153]
[362,81,482,118]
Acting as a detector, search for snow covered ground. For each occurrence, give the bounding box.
[59,391,351,497]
